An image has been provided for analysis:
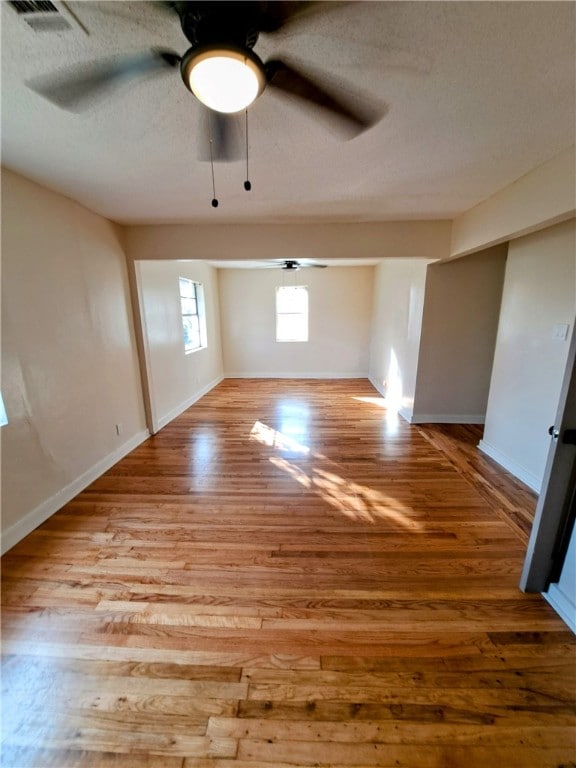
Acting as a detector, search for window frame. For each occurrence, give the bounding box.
[179,277,207,354]
[275,285,309,343]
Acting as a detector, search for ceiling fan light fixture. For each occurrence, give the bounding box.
[181,45,266,114]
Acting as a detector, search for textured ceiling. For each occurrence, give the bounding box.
[1,1,575,225]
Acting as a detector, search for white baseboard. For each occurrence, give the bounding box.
[410,413,486,424]
[369,381,486,425]
[1,429,150,555]
[545,584,576,633]
[155,376,224,431]
[368,377,386,397]
[398,407,414,423]
[225,372,368,379]
[478,439,541,493]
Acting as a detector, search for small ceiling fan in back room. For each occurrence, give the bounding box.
[25,1,383,171]
[269,260,327,271]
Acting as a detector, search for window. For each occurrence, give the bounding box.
[179,277,206,353]
[276,285,308,342]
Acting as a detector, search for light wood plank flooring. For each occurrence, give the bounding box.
[415,423,538,540]
[2,379,574,768]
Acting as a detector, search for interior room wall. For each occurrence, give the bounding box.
[410,244,508,422]
[479,219,576,491]
[368,259,430,417]
[450,146,575,258]
[1,169,147,553]
[136,260,224,430]
[219,266,374,377]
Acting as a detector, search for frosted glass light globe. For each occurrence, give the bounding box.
[182,47,265,114]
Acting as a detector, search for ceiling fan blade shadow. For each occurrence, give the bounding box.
[198,110,243,162]
[26,49,180,112]
[265,58,384,137]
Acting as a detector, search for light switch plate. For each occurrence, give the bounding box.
[552,323,570,340]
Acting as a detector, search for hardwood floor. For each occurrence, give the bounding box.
[2,379,574,768]
[415,423,538,540]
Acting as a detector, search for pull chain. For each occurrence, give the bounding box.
[208,113,218,208]
[244,109,251,191]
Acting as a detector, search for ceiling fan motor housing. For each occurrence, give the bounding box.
[175,1,261,49]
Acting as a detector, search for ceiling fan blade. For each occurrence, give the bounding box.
[26,49,180,112]
[257,2,343,32]
[296,260,328,268]
[264,59,382,137]
[254,260,328,269]
[198,110,243,162]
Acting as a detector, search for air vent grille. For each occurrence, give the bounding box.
[9,1,58,13]
[24,15,72,31]
[8,0,81,33]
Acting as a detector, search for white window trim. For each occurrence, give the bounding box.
[179,277,207,354]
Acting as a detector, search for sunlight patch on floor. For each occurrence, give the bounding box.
[269,455,420,529]
[251,418,418,529]
[354,396,387,408]
[250,420,310,455]
[269,455,312,489]
[353,395,401,433]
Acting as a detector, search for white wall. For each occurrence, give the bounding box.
[368,259,430,415]
[219,266,374,377]
[411,245,507,422]
[451,146,575,258]
[479,219,576,491]
[1,169,147,553]
[137,260,224,430]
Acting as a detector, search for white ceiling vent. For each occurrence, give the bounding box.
[9,1,58,12]
[8,1,86,34]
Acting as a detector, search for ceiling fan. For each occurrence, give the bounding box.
[270,259,327,271]
[25,1,382,161]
